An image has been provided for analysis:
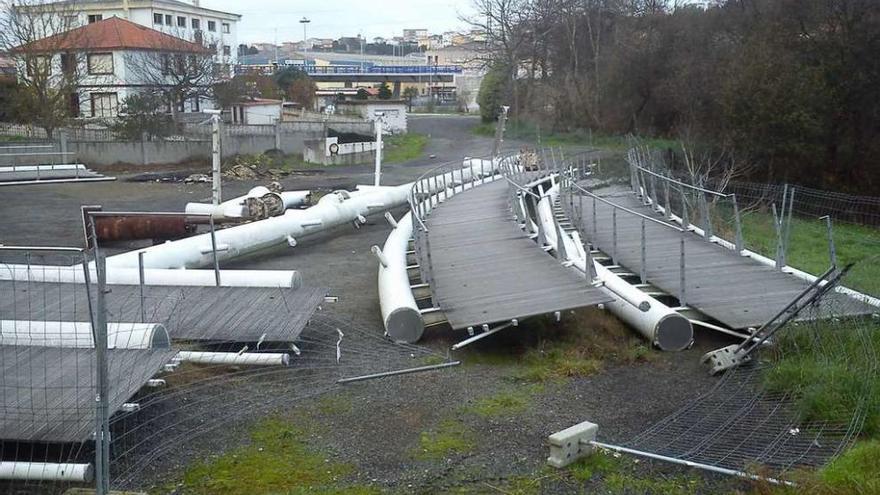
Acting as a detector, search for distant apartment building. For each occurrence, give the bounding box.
[15,0,240,69]
[402,28,428,46]
[13,17,213,119]
[424,42,487,110]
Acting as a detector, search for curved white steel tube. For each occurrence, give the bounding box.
[176,351,290,367]
[0,462,92,482]
[108,159,503,271]
[0,264,302,288]
[374,212,423,343]
[0,320,170,349]
[538,182,693,351]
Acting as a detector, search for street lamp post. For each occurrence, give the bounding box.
[299,17,310,45]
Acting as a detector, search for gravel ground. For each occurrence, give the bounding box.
[0,116,746,494]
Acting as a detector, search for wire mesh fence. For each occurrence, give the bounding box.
[623,269,879,480]
[0,238,449,494]
[626,145,880,301]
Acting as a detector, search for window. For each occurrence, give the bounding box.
[177,16,186,27]
[153,13,162,24]
[191,96,200,112]
[87,53,113,75]
[69,92,80,118]
[165,14,172,25]
[176,96,185,113]
[25,56,51,77]
[207,20,216,32]
[160,53,171,75]
[63,15,79,29]
[208,43,217,51]
[90,92,118,118]
[222,22,230,34]
[60,53,76,75]
[191,18,200,29]
[87,14,102,23]
[194,30,203,44]
[222,45,231,56]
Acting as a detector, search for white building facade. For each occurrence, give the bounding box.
[23,0,240,67]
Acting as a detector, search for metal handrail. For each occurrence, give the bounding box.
[568,182,686,233]
[632,162,733,198]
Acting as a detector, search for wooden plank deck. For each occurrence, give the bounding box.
[0,345,175,442]
[575,190,874,329]
[0,281,327,343]
[419,180,610,330]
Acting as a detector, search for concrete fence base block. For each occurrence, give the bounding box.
[547,421,598,468]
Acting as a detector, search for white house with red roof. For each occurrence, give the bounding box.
[13,0,240,66]
[14,16,216,119]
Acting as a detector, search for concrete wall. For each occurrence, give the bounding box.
[303,139,375,166]
[66,130,314,167]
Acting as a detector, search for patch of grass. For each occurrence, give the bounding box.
[316,393,354,416]
[464,384,543,418]
[383,133,428,163]
[738,209,880,296]
[463,308,654,383]
[568,451,703,494]
[568,450,623,482]
[471,121,677,151]
[168,417,378,495]
[767,441,880,495]
[605,471,702,495]
[762,319,880,437]
[415,419,476,460]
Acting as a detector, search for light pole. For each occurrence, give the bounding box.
[359,33,364,72]
[299,17,310,45]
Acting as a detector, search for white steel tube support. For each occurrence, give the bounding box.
[374,117,383,187]
[211,114,221,205]
[0,462,93,482]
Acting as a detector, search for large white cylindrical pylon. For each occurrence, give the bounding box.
[0,320,170,349]
[374,212,423,343]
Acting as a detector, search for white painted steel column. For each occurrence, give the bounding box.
[538,183,693,351]
[374,212,423,343]
[0,264,302,288]
[0,321,170,349]
[176,351,290,366]
[0,462,92,482]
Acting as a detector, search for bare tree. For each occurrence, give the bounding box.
[1,0,86,137]
[124,30,225,120]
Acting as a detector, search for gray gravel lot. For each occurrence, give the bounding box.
[0,116,742,493]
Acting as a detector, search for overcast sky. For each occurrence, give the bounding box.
[208,0,477,44]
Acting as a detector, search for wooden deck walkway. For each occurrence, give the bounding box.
[0,345,175,442]
[575,189,874,329]
[419,180,610,330]
[0,281,327,343]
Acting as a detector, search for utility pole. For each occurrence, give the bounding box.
[210,112,222,204]
[374,114,384,186]
[492,106,510,157]
[299,17,310,45]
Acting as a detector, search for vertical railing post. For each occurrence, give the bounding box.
[822,215,838,268]
[784,186,795,264]
[699,192,711,240]
[679,227,687,307]
[138,251,146,323]
[679,185,689,229]
[772,203,784,270]
[209,216,221,287]
[664,180,671,220]
[612,208,618,264]
[88,217,111,495]
[732,194,744,253]
[640,218,647,284]
[592,196,597,238]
